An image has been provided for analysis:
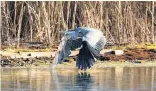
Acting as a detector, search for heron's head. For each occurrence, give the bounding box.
[75,27,86,38]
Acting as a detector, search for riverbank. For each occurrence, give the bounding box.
[55,60,156,69]
[1,44,156,68]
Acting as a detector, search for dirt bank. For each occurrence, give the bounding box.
[103,48,156,61]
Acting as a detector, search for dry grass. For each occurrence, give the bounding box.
[111,43,156,50]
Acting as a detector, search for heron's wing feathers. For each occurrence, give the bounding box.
[51,36,66,68]
[68,38,83,51]
[53,37,82,66]
[76,41,96,70]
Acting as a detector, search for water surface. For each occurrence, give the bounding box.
[1,67,156,91]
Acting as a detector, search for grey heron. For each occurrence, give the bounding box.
[52,27,106,70]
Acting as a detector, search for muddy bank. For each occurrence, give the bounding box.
[1,48,156,67]
[103,48,156,61]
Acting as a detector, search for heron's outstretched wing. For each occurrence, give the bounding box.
[52,37,82,68]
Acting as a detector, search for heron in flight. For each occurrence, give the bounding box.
[52,27,106,70]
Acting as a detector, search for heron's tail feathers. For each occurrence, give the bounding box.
[76,41,100,70]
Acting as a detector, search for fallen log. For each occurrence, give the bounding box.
[1,49,116,59]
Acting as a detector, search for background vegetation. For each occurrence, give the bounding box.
[1,1,156,48]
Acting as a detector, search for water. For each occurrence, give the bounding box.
[1,67,156,91]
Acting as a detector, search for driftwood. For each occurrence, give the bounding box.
[26,42,49,48]
[1,51,79,59]
[1,49,113,59]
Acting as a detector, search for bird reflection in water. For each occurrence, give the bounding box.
[76,72,92,83]
[51,70,94,91]
[75,72,93,91]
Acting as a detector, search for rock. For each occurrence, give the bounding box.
[114,50,124,55]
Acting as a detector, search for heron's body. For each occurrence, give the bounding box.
[54,27,106,70]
